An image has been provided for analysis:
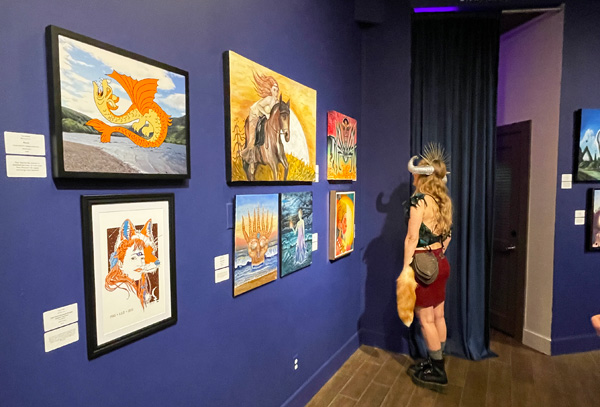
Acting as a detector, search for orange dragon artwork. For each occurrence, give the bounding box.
[86,70,172,148]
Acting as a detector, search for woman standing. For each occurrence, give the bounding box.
[403,144,453,391]
[289,209,307,264]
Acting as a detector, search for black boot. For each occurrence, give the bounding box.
[410,357,448,392]
[407,358,431,375]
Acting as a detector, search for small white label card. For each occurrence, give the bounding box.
[43,303,78,332]
[215,267,229,283]
[575,217,585,225]
[6,155,47,178]
[575,210,586,218]
[214,254,229,270]
[4,131,46,156]
[561,181,572,189]
[561,174,572,189]
[44,323,79,353]
[312,232,318,251]
[314,165,319,182]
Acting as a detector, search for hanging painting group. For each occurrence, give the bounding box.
[45,25,358,356]
[233,192,314,296]
[575,110,600,251]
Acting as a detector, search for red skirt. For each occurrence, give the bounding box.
[415,248,450,308]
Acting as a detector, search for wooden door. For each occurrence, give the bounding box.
[490,121,531,340]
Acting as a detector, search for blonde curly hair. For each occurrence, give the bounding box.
[414,144,452,238]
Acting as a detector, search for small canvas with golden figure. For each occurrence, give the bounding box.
[329,191,355,260]
[234,194,279,296]
[224,51,316,182]
[327,111,357,181]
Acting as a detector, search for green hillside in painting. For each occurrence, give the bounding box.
[61,107,188,145]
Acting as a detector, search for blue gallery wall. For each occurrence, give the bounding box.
[552,0,600,355]
[0,1,369,405]
[357,0,414,352]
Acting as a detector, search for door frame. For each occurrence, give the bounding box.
[492,120,531,342]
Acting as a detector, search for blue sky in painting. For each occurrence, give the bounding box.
[59,35,186,121]
[235,194,279,223]
[580,109,600,159]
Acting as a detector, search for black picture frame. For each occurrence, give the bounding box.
[587,188,600,251]
[574,109,600,182]
[81,194,177,359]
[46,25,190,179]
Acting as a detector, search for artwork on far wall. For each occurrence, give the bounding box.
[81,194,177,359]
[280,191,313,276]
[327,111,357,181]
[46,25,190,179]
[224,51,316,183]
[329,191,355,260]
[576,109,600,181]
[234,194,279,296]
[587,189,600,251]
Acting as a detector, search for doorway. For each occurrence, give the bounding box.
[490,120,531,340]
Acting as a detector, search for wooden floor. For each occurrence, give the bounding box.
[307,330,600,407]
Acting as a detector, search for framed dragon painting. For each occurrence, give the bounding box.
[46,26,190,179]
[224,51,316,183]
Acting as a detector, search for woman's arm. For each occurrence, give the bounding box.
[592,314,600,336]
[403,204,424,269]
[255,96,275,117]
[442,236,451,253]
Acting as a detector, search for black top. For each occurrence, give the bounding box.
[404,193,445,248]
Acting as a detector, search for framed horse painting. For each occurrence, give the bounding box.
[223,51,316,183]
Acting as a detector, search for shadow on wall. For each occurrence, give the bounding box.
[359,183,412,353]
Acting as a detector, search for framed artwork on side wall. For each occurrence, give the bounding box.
[280,191,313,276]
[46,25,190,179]
[234,194,279,296]
[81,194,177,359]
[327,111,357,181]
[329,190,355,260]
[224,51,316,183]
[576,109,600,182]
[587,189,600,251]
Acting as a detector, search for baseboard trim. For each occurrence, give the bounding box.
[281,333,359,407]
[358,328,410,354]
[551,333,600,355]
[522,328,551,355]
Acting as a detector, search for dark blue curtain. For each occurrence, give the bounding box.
[410,13,500,360]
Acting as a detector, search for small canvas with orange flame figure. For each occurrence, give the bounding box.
[234,194,279,296]
[329,191,355,260]
[327,111,357,181]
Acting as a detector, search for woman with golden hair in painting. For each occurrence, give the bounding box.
[241,71,280,175]
[402,143,453,392]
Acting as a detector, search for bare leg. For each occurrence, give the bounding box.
[416,306,441,351]
[592,314,600,336]
[433,301,447,343]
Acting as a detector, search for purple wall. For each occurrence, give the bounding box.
[552,0,600,354]
[0,1,367,405]
[357,0,413,352]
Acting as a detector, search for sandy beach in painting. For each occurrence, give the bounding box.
[234,270,277,296]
